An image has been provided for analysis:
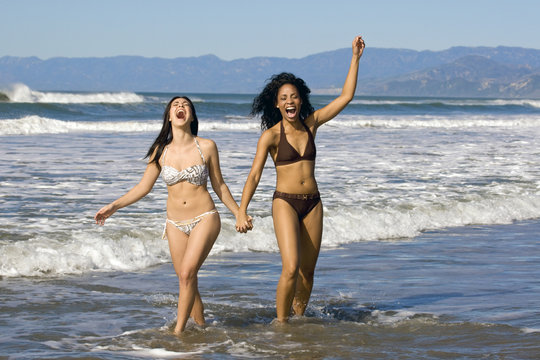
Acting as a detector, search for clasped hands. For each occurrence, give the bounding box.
[235,212,253,233]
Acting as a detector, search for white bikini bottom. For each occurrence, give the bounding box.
[163,209,218,238]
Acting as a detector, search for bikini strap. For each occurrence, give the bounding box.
[194,137,205,163]
[301,121,315,141]
[161,145,169,165]
[281,120,312,137]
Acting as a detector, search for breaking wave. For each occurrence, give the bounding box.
[1,83,144,104]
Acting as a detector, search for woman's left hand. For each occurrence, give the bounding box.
[235,212,254,233]
[353,35,365,58]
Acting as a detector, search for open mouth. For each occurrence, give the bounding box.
[176,109,185,119]
[285,106,297,117]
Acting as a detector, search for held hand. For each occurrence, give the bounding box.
[94,203,117,226]
[235,212,253,233]
[352,35,365,58]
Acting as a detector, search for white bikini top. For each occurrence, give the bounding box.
[161,138,209,186]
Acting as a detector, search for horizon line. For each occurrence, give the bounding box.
[1,45,539,62]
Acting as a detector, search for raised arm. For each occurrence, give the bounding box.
[236,130,273,232]
[205,139,241,218]
[313,35,365,128]
[94,157,160,225]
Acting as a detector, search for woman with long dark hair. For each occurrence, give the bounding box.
[95,96,247,334]
[236,36,365,323]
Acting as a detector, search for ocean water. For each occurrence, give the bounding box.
[1,83,539,358]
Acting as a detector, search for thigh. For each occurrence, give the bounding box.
[166,222,190,273]
[181,212,221,271]
[272,198,301,267]
[299,201,323,268]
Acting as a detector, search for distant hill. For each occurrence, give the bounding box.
[362,55,540,98]
[1,46,539,98]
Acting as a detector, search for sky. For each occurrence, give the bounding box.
[1,0,539,60]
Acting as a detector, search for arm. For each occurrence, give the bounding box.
[235,131,272,233]
[205,139,242,218]
[94,159,160,225]
[313,35,365,128]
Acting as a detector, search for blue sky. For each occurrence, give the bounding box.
[1,0,539,60]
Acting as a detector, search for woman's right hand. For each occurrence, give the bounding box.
[235,212,253,233]
[94,203,117,225]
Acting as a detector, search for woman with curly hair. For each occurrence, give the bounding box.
[236,36,365,322]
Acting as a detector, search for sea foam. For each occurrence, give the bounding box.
[0,116,260,135]
[2,192,538,278]
[333,114,540,129]
[349,98,540,108]
[0,116,161,135]
[0,228,170,278]
[2,113,539,136]
[2,83,144,103]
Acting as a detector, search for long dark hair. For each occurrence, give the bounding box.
[251,72,314,131]
[145,96,199,171]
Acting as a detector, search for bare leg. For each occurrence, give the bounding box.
[272,198,301,322]
[167,225,192,326]
[167,213,220,334]
[190,289,205,325]
[168,233,204,325]
[292,202,323,315]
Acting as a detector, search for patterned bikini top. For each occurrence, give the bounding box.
[161,138,209,186]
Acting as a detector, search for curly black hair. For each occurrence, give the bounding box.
[251,72,315,131]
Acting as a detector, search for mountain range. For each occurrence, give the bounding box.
[1,46,539,98]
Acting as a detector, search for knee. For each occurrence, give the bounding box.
[179,267,197,285]
[281,262,299,280]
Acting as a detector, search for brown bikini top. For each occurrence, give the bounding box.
[274,120,316,166]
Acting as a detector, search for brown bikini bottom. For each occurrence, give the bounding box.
[273,191,321,220]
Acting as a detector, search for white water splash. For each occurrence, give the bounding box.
[2,83,144,103]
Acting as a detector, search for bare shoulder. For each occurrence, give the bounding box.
[261,124,280,145]
[195,136,218,157]
[196,136,217,149]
